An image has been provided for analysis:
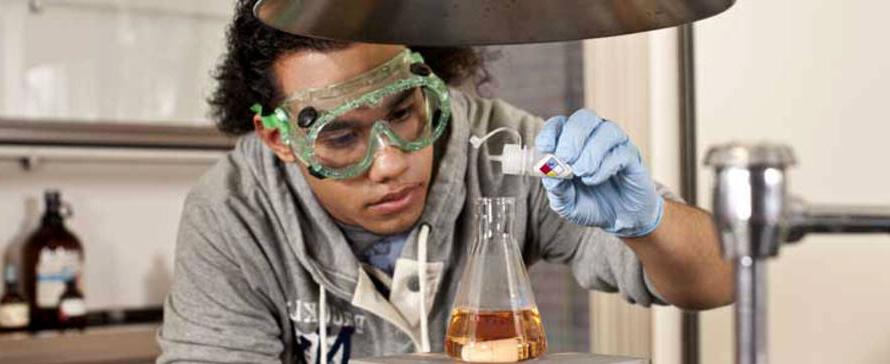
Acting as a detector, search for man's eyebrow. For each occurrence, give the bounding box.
[384,89,415,110]
[316,90,416,132]
[317,119,361,133]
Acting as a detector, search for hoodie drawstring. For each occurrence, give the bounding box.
[318,224,432,360]
[418,223,431,353]
[319,286,328,362]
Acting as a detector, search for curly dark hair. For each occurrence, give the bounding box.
[209,0,487,136]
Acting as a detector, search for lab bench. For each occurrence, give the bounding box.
[0,324,160,364]
[353,352,648,363]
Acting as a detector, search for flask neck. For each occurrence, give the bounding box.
[476,197,516,239]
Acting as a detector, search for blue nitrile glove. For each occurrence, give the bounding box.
[535,109,664,238]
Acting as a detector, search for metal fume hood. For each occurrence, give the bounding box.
[253,0,735,45]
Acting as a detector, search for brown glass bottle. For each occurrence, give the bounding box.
[22,191,84,332]
[1,264,30,332]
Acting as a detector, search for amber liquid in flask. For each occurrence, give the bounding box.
[445,308,547,362]
[445,197,547,363]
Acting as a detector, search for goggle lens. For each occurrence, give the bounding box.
[312,86,435,170]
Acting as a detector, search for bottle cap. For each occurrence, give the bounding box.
[498,144,524,175]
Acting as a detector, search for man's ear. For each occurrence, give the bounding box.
[253,114,297,162]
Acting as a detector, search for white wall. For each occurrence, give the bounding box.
[583,27,686,364]
[0,157,212,309]
[695,1,890,363]
[0,0,232,309]
[648,27,683,364]
[0,0,229,123]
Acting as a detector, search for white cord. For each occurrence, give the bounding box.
[418,223,431,353]
[319,286,328,363]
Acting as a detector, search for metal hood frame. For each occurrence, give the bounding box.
[254,0,735,45]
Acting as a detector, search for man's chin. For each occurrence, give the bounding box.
[360,210,423,236]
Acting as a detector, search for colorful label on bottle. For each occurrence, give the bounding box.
[59,298,87,319]
[36,248,81,309]
[0,302,29,328]
[534,155,572,178]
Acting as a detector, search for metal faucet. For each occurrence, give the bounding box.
[705,143,890,364]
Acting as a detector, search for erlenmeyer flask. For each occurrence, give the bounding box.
[445,197,547,363]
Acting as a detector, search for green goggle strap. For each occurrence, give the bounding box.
[250,104,292,145]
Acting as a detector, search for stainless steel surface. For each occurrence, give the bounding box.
[705,142,890,364]
[704,142,796,169]
[706,144,795,259]
[786,202,890,242]
[254,0,736,45]
[735,257,767,364]
[706,143,795,364]
[0,119,234,150]
[352,352,647,364]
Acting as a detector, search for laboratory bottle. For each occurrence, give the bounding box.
[22,190,84,331]
[0,264,30,332]
[445,197,547,362]
[57,277,87,331]
[494,144,573,179]
[470,127,573,179]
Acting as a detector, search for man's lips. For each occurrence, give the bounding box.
[367,184,423,214]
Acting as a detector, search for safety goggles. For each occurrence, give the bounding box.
[252,49,451,179]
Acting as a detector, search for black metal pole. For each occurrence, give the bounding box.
[678,23,700,364]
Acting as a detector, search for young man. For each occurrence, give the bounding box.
[158,1,732,363]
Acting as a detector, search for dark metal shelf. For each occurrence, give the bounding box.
[0,118,235,151]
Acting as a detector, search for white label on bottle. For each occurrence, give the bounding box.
[60,298,86,318]
[0,303,29,328]
[532,155,573,179]
[36,247,81,308]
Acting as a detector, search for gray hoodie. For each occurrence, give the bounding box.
[157,91,674,364]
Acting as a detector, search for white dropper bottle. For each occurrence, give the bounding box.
[492,144,574,179]
[470,127,574,179]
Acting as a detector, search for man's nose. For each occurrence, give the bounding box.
[367,137,410,182]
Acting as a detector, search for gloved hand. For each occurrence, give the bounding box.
[535,109,664,237]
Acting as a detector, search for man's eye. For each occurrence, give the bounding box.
[319,131,358,148]
[390,106,413,122]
